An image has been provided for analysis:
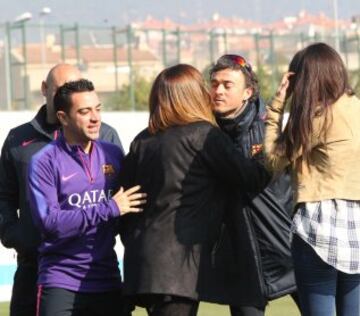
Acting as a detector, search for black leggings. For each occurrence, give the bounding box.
[143,294,199,316]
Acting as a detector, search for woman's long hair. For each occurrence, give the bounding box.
[280,42,354,164]
[148,64,217,134]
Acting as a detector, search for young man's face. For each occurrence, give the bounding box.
[210,68,253,117]
[60,91,102,145]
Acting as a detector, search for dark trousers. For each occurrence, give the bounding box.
[229,292,300,316]
[230,305,265,316]
[292,234,360,316]
[138,294,199,316]
[37,287,132,316]
[10,264,38,316]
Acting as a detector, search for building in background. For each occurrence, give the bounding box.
[0,10,359,110]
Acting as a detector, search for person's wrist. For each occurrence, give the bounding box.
[268,95,286,112]
[110,198,121,216]
[274,91,286,103]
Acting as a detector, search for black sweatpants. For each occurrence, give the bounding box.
[10,264,38,316]
[37,287,132,316]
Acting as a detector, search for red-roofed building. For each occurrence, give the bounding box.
[134,15,180,30]
[266,10,351,36]
[7,39,162,108]
[187,13,262,34]
[12,42,160,91]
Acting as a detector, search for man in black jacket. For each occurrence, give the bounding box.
[209,55,298,316]
[0,64,123,316]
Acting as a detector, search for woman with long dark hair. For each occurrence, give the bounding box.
[119,64,270,316]
[265,42,360,315]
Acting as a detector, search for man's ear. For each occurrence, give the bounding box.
[57,111,68,126]
[41,81,47,97]
[243,87,253,102]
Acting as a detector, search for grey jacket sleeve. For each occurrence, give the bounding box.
[100,122,124,154]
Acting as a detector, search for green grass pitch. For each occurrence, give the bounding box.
[0,295,300,316]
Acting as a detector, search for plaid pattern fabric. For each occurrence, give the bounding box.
[292,199,360,274]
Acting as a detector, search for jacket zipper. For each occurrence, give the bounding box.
[78,146,94,183]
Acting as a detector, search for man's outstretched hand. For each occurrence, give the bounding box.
[112,185,147,215]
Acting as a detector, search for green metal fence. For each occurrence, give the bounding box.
[0,22,359,111]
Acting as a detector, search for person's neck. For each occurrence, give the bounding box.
[64,132,92,154]
[45,105,58,125]
[81,142,92,154]
[220,101,248,119]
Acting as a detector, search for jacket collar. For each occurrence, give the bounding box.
[30,104,60,140]
[216,98,262,137]
[58,134,96,183]
[58,133,95,156]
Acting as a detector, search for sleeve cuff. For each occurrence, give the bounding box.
[268,96,286,112]
[109,199,121,217]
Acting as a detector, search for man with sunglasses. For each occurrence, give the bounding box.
[208,55,299,316]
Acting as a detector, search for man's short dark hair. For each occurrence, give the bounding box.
[54,79,95,114]
[210,54,259,102]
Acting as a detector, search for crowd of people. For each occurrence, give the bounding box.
[0,42,359,316]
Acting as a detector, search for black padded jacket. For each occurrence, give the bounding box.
[202,98,296,308]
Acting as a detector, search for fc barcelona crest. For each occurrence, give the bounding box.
[102,164,115,175]
[251,144,263,157]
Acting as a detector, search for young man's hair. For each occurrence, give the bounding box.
[54,79,95,114]
[149,64,217,134]
[210,54,259,102]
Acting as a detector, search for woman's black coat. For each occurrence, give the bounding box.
[119,121,270,301]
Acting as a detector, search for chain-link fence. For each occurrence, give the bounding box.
[0,22,359,111]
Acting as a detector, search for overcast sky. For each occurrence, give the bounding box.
[0,0,359,26]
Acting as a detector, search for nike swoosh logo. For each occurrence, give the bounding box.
[21,139,36,147]
[61,173,78,182]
